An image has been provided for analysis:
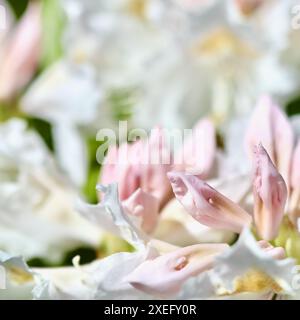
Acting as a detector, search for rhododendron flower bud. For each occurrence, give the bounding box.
[0,2,41,100]
[252,144,287,241]
[168,172,252,233]
[289,140,300,225]
[245,95,294,187]
[100,127,172,208]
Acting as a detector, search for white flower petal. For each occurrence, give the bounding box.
[0,119,101,261]
[213,229,295,295]
[33,248,156,300]
[0,251,35,300]
[155,198,235,246]
[77,183,148,250]
[52,123,87,187]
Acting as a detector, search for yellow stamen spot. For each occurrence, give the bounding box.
[234,269,282,294]
[7,267,33,285]
[127,0,147,20]
[192,28,257,60]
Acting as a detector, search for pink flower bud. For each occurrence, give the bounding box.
[245,95,294,187]
[289,140,300,224]
[0,2,41,100]
[100,127,172,208]
[252,144,287,241]
[168,172,252,233]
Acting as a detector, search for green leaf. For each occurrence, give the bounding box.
[40,0,65,68]
[6,0,28,18]
[286,95,300,116]
[62,247,97,266]
[81,137,101,204]
[108,88,135,121]
[26,117,54,151]
[98,233,135,258]
[27,246,98,267]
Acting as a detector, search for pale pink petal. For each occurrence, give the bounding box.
[100,145,119,184]
[258,240,286,260]
[0,2,41,100]
[140,127,173,208]
[245,95,294,187]
[117,143,142,200]
[122,188,160,233]
[168,172,252,233]
[271,103,294,189]
[175,118,216,178]
[253,144,288,241]
[100,143,140,200]
[100,128,172,207]
[126,243,228,297]
[245,96,273,159]
[291,139,300,191]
